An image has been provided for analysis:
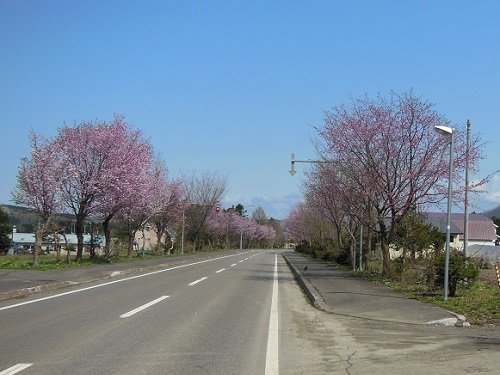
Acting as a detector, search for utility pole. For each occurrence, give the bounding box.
[464,120,471,259]
[359,224,363,271]
[181,209,185,255]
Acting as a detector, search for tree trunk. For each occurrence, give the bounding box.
[89,228,96,259]
[127,233,134,258]
[155,229,163,254]
[60,233,70,264]
[378,219,391,277]
[33,217,52,266]
[33,226,44,267]
[75,215,85,262]
[103,214,114,258]
[126,220,136,258]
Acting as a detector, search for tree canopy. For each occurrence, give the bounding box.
[290,91,488,276]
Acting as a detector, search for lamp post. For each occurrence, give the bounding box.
[181,208,186,256]
[435,125,454,301]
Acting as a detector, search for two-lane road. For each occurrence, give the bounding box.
[0,251,281,375]
[4,251,497,374]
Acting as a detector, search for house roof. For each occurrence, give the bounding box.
[422,212,497,242]
[422,216,462,235]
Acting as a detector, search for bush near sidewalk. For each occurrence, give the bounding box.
[297,246,499,327]
[367,268,499,327]
[418,282,500,326]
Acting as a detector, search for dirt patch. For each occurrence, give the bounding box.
[478,267,499,287]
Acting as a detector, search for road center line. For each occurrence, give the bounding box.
[230,263,237,267]
[120,295,169,318]
[0,252,255,312]
[0,363,33,375]
[188,277,208,286]
[215,268,226,273]
[265,254,279,375]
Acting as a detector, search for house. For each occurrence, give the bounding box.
[134,224,173,254]
[423,212,499,263]
[420,213,463,249]
[423,212,497,247]
[9,232,104,254]
[389,212,499,261]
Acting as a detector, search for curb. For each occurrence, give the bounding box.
[0,251,244,303]
[0,281,80,302]
[0,262,178,303]
[281,253,326,311]
[424,311,470,327]
[282,252,470,327]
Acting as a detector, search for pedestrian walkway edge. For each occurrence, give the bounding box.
[281,253,326,311]
[0,281,80,302]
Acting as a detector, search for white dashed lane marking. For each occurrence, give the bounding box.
[0,363,33,375]
[120,296,170,318]
[188,277,208,286]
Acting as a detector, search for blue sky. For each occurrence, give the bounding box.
[1,0,499,219]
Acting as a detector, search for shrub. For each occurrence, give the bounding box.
[434,251,480,297]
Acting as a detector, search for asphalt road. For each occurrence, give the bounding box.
[1,250,499,375]
[0,251,280,375]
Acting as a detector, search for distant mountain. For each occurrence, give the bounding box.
[484,205,500,218]
[1,204,43,229]
[0,204,76,232]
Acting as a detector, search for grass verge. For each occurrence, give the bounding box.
[0,253,174,271]
[417,283,500,326]
[369,272,500,326]
[328,263,499,326]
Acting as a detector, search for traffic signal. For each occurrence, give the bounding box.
[216,202,220,212]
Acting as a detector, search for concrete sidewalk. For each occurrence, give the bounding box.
[0,250,242,302]
[282,251,468,327]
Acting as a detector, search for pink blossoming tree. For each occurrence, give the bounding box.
[13,131,63,265]
[53,115,155,261]
[311,91,488,276]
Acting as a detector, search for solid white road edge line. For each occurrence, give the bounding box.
[0,363,33,375]
[0,251,257,312]
[215,268,226,273]
[265,254,279,375]
[188,277,208,286]
[120,295,170,318]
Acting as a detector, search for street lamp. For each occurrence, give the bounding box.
[240,204,256,251]
[435,125,454,301]
[181,208,186,256]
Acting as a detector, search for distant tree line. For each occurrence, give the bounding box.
[8,115,277,265]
